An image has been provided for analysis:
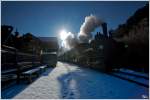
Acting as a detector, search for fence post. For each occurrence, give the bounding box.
[15,49,20,84]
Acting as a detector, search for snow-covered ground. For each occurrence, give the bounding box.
[2,62,149,99]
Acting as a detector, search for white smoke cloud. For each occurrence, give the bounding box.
[78,14,103,43]
[60,15,104,51]
[61,32,78,50]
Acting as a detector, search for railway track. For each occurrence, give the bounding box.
[111,69,149,88]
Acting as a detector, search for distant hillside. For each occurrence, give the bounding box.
[113,4,149,45]
[111,4,149,73]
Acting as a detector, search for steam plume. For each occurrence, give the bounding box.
[62,32,78,50]
[61,15,103,51]
[78,14,103,43]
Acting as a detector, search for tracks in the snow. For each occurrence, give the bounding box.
[59,64,76,99]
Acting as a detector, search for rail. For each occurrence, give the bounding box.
[111,69,149,88]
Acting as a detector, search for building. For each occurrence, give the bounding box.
[39,37,59,67]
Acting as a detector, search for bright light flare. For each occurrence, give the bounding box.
[59,29,75,49]
[59,30,68,41]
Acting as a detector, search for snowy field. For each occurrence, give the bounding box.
[2,61,149,99]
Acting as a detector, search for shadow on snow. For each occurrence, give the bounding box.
[1,67,54,99]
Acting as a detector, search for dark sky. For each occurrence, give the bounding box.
[1,1,147,37]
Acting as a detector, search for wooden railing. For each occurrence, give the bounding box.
[1,45,41,87]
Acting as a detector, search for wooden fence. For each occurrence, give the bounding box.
[1,45,41,89]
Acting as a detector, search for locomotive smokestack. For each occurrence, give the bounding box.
[101,22,107,37]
